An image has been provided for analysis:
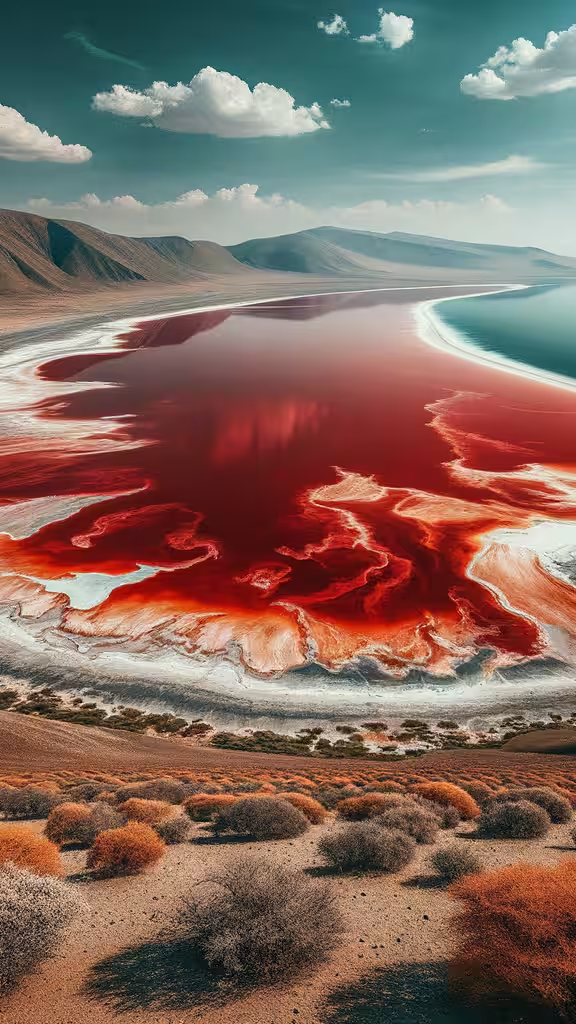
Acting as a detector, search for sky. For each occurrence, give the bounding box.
[2,0,576,250]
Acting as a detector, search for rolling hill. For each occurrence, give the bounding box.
[228,226,576,281]
[0,208,248,296]
[2,209,576,299]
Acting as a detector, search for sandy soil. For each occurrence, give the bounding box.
[0,811,573,1024]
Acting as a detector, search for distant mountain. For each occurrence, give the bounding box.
[2,210,576,299]
[228,226,576,281]
[0,209,247,296]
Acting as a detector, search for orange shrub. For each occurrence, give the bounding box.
[45,802,93,846]
[280,793,326,823]
[336,793,402,820]
[87,823,165,876]
[410,782,480,820]
[184,793,238,822]
[117,798,173,824]
[450,861,576,1013]
[0,825,62,876]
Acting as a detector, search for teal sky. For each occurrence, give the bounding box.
[2,0,576,248]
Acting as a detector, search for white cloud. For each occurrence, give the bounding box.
[375,155,544,182]
[461,24,576,99]
[330,98,351,107]
[0,104,91,163]
[25,184,515,248]
[317,14,349,35]
[358,10,414,49]
[92,67,329,137]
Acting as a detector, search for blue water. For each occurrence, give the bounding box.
[436,284,576,383]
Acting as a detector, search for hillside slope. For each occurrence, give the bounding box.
[228,226,576,281]
[0,209,248,296]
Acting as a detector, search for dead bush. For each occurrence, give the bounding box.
[0,827,62,876]
[378,804,439,844]
[502,787,572,824]
[175,858,342,983]
[0,785,62,820]
[212,797,309,840]
[0,865,81,992]
[431,845,481,881]
[478,800,551,839]
[153,816,191,844]
[279,793,326,823]
[410,783,480,820]
[319,822,416,872]
[450,861,576,1013]
[117,798,173,824]
[184,793,238,821]
[87,823,165,876]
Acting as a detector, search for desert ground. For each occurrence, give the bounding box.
[0,803,573,1024]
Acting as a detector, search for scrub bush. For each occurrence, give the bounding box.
[117,798,173,825]
[184,793,238,821]
[0,865,81,991]
[0,826,62,876]
[336,793,406,821]
[319,822,415,872]
[279,792,326,823]
[0,785,61,820]
[87,823,165,876]
[378,804,439,844]
[153,816,191,844]
[212,797,309,840]
[501,787,572,824]
[478,800,551,839]
[450,861,576,1013]
[175,858,342,982]
[410,783,480,820]
[431,845,481,881]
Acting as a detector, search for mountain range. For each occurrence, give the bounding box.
[2,208,576,298]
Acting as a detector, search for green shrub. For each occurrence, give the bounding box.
[478,800,551,839]
[319,823,415,872]
[212,798,309,840]
[0,865,81,991]
[175,858,342,983]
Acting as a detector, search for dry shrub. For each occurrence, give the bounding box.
[410,783,480,820]
[212,797,309,840]
[478,800,551,839]
[184,793,238,822]
[65,782,108,803]
[431,845,481,881]
[280,793,326,823]
[365,781,405,794]
[502,787,573,824]
[414,797,461,829]
[117,798,173,824]
[153,816,191,844]
[0,864,81,992]
[115,778,187,804]
[459,781,494,806]
[319,822,416,872]
[45,802,94,846]
[450,861,576,1013]
[336,793,405,821]
[378,804,439,844]
[87,823,165,876]
[0,826,62,876]
[0,785,62,820]
[88,801,125,835]
[176,858,342,983]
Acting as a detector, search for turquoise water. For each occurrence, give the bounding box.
[436,284,576,383]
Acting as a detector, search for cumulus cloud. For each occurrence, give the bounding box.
[376,154,543,182]
[25,184,515,248]
[92,67,329,137]
[330,97,351,107]
[358,10,414,48]
[0,104,91,163]
[461,24,576,99]
[317,14,349,35]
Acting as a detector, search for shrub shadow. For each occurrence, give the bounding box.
[191,833,256,846]
[84,939,230,1012]
[401,873,446,889]
[320,961,563,1024]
